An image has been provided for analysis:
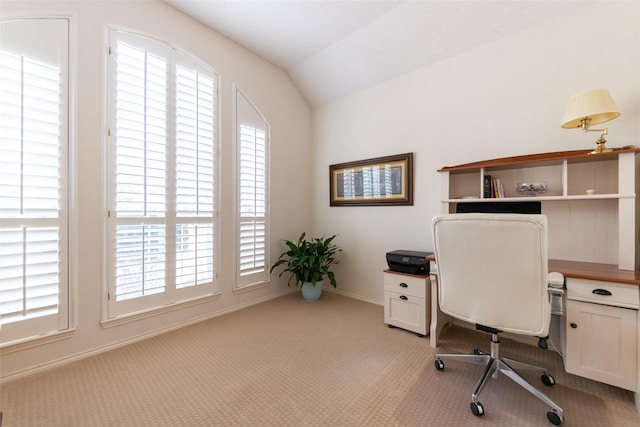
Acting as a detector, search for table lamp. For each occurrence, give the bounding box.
[561,88,621,154]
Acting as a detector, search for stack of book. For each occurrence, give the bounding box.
[483,175,505,198]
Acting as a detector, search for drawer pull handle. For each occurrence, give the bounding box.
[570,323,578,329]
[399,283,408,288]
[400,295,408,300]
[592,289,612,296]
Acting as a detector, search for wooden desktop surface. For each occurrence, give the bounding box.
[426,255,640,286]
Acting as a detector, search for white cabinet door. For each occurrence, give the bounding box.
[566,299,637,391]
[383,272,429,336]
[384,291,426,335]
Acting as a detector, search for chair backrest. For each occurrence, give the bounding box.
[432,213,550,337]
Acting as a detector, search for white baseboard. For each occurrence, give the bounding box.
[325,287,383,306]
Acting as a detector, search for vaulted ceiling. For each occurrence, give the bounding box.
[164,1,580,108]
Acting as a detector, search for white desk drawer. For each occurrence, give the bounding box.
[566,278,639,309]
[384,272,426,298]
[384,291,426,335]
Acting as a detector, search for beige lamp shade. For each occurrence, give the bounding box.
[561,88,621,129]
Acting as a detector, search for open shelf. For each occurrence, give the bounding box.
[438,146,640,271]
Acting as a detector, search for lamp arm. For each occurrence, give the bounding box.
[580,118,608,136]
[582,126,608,135]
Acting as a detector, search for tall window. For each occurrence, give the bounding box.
[235,89,269,289]
[107,31,218,318]
[0,17,70,344]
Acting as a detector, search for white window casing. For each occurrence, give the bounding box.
[106,30,218,318]
[235,88,270,289]
[0,17,71,345]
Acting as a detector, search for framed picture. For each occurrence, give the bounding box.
[329,152,413,206]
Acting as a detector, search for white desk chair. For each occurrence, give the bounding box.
[431,213,564,425]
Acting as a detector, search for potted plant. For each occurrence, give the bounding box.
[270,232,341,302]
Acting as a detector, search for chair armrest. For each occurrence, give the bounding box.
[548,272,565,289]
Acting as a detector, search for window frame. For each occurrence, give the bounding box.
[0,13,77,348]
[234,87,270,291]
[104,28,220,321]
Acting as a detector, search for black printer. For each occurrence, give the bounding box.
[386,250,432,275]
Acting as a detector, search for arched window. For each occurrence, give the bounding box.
[235,88,269,289]
[106,30,219,318]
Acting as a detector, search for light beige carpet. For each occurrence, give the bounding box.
[1,291,639,426]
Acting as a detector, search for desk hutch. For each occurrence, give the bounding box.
[428,146,640,412]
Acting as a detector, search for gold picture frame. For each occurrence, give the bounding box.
[329,153,414,206]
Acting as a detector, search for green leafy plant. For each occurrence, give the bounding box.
[270,232,341,288]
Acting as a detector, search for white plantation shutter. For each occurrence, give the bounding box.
[236,90,269,288]
[0,18,70,344]
[175,57,216,289]
[114,40,167,219]
[112,35,168,311]
[108,31,217,317]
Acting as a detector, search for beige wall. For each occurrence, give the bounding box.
[1,0,312,379]
[311,2,640,303]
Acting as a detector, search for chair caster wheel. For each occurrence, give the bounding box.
[541,373,555,386]
[546,410,563,425]
[434,359,444,371]
[470,401,484,417]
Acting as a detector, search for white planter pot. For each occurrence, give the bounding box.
[300,280,323,302]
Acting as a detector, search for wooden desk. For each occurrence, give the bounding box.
[427,255,640,413]
[547,259,640,285]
